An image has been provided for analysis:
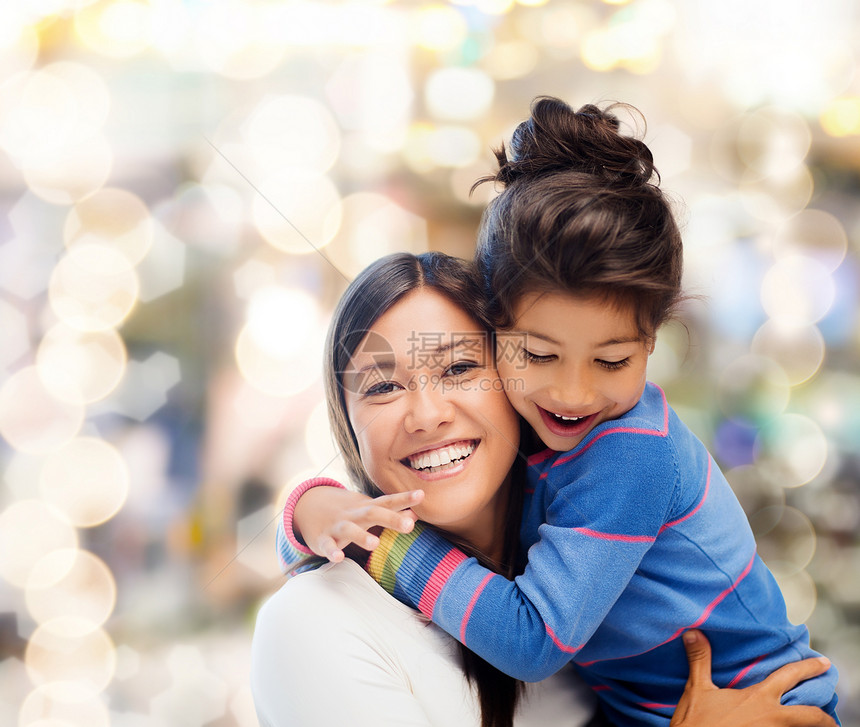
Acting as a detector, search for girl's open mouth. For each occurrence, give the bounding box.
[538,407,596,439]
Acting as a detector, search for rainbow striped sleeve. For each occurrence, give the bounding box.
[276,477,346,575]
[366,522,467,616]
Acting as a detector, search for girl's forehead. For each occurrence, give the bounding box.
[507,290,642,344]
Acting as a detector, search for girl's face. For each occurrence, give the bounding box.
[343,288,520,548]
[496,290,652,453]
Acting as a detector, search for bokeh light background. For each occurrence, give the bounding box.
[0,0,858,725]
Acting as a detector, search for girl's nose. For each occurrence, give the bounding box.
[551,367,596,410]
[403,377,455,433]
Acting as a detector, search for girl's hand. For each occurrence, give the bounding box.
[672,630,837,727]
[294,487,424,562]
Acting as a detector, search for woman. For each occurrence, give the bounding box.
[250,251,835,727]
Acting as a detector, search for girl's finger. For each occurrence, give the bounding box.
[354,505,419,533]
[681,630,715,689]
[757,657,832,700]
[316,535,344,563]
[369,490,424,511]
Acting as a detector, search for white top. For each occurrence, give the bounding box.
[251,558,597,727]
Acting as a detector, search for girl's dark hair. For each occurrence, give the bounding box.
[474,96,685,339]
[324,251,523,727]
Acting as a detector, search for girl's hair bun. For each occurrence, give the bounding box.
[492,96,656,189]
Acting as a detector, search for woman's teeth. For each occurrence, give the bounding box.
[408,441,475,472]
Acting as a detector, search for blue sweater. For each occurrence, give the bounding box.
[364,383,839,725]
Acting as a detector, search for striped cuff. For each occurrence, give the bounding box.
[366,523,467,617]
[276,477,346,573]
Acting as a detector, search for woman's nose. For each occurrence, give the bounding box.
[403,377,455,433]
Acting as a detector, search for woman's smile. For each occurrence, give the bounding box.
[402,438,479,478]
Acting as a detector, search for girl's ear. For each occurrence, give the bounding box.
[646,336,657,355]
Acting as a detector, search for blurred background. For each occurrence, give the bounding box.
[0,0,858,725]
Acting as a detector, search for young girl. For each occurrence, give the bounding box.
[279,98,839,725]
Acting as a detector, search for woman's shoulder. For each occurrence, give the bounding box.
[257,558,425,632]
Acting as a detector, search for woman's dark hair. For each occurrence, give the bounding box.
[324,251,524,727]
[474,96,685,339]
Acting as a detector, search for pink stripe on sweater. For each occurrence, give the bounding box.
[553,385,669,468]
[727,653,765,688]
[417,549,468,617]
[545,622,582,654]
[460,573,494,644]
[527,448,557,466]
[660,456,712,533]
[686,551,757,630]
[574,527,656,544]
[639,702,676,710]
[578,550,758,667]
[282,477,346,555]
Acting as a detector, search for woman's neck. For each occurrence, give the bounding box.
[450,474,513,570]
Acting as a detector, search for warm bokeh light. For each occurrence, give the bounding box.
[36,324,128,405]
[40,437,130,527]
[64,187,154,267]
[717,355,790,426]
[750,320,825,387]
[760,255,835,326]
[74,0,152,58]
[736,106,811,178]
[26,549,117,630]
[404,123,482,172]
[0,367,84,454]
[25,620,116,697]
[19,683,110,727]
[23,134,113,205]
[776,569,818,625]
[751,505,817,576]
[772,208,848,273]
[325,192,428,278]
[251,172,342,255]
[48,244,139,331]
[412,4,469,51]
[820,96,860,137]
[235,304,325,398]
[244,95,341,175]
[193,0,285,79]
[425,68,495,121]
[481,39,540,80]
[755,413,829,488]
[0,500,78,589]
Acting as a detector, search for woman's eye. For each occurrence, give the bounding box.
[364,380,400,396]
[445,361,479,376]
[597,358,630,371]
[521,348,555,364]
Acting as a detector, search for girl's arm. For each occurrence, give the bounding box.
[672,631,837,727]
[276,477,422,573]
[366,433,681,682]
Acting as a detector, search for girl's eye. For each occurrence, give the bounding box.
[522,348,555,364]
[597,358,630,371]
[445,361,479,376]
[364,380,401,396]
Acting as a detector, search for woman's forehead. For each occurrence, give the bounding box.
[350,288,490,365]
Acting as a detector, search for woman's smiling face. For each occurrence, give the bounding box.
[342,287,520,548]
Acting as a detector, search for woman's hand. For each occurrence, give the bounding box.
[672,630,837,727]
[294,487,424,562]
